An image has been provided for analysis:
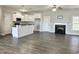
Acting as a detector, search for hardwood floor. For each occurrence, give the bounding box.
[0,32,79,54]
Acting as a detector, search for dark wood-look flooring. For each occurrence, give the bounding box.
[0,32,79,54]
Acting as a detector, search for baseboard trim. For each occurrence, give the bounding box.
[66,33,79,35]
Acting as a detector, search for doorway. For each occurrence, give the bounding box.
[34,18,40,32]
[42,16,50,32]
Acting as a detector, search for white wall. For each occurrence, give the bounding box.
[0,6,4,35]
[0,6,18,35]
[4,13,13,34]
[41,9,79,35]
[0,7,2,34]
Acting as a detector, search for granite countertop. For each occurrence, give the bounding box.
[13,24,34,27]
[20,24,34,25]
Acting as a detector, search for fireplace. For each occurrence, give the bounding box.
[55,25,66,34]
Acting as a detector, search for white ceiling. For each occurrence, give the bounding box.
[4,5,79,12]
[5,5,49,11]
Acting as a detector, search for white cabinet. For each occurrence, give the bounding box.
[13,14,17,21]
[34,13,41,18]
[22,14,34,21]
[22,14,29,21]
[28,15,34,21]
[13,13,22,21]
[13,13,35,21]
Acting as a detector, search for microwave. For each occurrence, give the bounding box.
[16,18,21,21]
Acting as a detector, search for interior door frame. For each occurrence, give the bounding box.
[42,16,50,32]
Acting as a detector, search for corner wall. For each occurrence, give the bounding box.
[0,6,18,35]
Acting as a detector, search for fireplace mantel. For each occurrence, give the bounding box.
[54,23,67,25]
[54,23,67,34]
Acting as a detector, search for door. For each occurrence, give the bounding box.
[42,16,50,32]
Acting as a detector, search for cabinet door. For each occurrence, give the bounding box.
[13,14,22,21]
[28,15,34,21]
[13,14,17,21]
[22,14,29,21]
[34,13,41,18]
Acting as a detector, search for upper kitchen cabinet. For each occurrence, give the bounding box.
[13,13,22,21]
[22,13,42,21]
[22,14,29,21]
[22,14,34,21]
[13,13,35,21]
[34,13,42,18]
[28,15,35,21]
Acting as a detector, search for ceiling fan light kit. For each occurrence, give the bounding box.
[19,5,28,12]
[48,5,63,12]
[19,9,28,12]
[52,8,56,11]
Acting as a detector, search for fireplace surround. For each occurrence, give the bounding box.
[55,25,66,34]
[54,23,67,34]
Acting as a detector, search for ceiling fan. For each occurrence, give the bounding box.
[47,5,63,11]
[19,5,32,13]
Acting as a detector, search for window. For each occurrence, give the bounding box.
[72,16,79,31]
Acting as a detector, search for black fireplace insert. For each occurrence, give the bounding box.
[55,25,66,34]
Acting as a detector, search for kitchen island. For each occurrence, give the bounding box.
[12,24,34,38]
